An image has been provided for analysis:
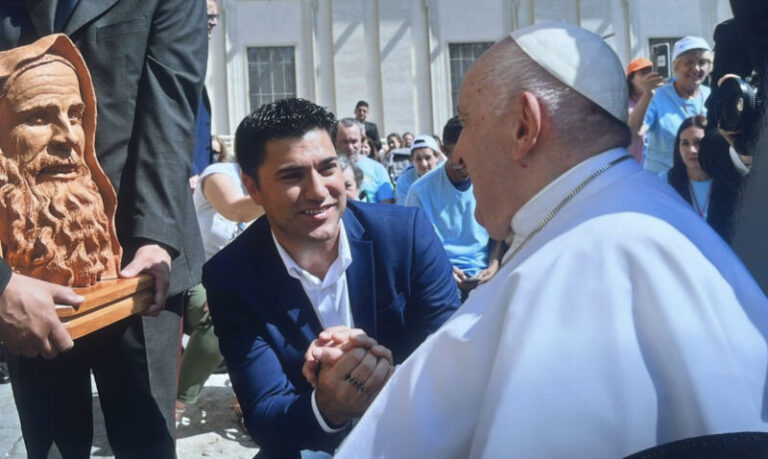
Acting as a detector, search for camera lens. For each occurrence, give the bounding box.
[717,77,760,132]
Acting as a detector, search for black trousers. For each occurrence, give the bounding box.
[7,295,183,459]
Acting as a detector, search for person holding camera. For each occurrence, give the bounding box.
[629,36,713,174]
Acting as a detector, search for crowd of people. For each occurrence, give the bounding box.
[179,23,764,458]
[1,1,767,458]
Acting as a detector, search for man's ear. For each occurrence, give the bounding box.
[241,172,263,206]
[510,91,542,162]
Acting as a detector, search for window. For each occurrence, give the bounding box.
[247,46,296,110]
[449,42,493,114]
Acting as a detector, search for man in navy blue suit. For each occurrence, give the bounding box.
[203,98,460,458]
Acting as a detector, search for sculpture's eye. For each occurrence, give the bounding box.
[69,105,84,125]
[25,111,47,126]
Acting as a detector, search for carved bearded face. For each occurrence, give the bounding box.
[0,59,114,286]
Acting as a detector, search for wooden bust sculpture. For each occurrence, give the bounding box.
[0,35,149,338]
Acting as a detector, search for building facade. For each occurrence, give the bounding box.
[207,0,732,140]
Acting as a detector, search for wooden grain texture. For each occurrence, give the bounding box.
[57,274,153,339]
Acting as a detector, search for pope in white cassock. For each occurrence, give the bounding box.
[334,22,768,458]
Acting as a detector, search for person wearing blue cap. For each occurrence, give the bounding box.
[629,36,714,174]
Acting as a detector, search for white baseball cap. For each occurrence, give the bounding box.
[672,36,712,61]
[510,21,628,123]
[410,135,440,154]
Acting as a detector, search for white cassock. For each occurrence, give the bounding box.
[335,148,768,458]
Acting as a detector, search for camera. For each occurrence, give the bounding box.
[711,0,768,154]
[717,74,761,133]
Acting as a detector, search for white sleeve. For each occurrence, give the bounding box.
[310,389,348,433]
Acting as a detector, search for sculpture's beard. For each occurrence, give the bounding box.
[0,153,115,287]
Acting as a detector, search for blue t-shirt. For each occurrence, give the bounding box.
[689,178,713,219]
[643,82,710,174]
[657,171,712,220]
[403,167,489,277]
[356,156,393,202]
[394,165,419,204]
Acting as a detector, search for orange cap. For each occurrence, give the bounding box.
[626,58,652,76]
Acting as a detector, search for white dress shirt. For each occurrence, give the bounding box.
[271,221,354,433]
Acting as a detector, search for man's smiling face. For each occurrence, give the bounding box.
[243,128,347,251]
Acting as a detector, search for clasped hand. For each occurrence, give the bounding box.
[303,326,395,427]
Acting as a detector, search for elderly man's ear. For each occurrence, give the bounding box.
[509,91,542,164]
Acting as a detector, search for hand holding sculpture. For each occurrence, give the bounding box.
[0,273,81,358]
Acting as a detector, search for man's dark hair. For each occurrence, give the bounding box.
[442,116,463,145]
[235,98,337,181]
[355,100,369,109]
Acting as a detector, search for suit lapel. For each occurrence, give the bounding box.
[251,219,321,346]
[343,208,378,339]
[22,0,56,36]
[248,207,378,344]
[63,0,118,35]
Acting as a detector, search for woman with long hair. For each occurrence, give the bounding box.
[664,115,737,240]
[360,135,378,160]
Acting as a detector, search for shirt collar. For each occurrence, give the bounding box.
[272,221,353,288]
[510,148,627,240]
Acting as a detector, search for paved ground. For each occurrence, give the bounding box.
[0,373,259,458]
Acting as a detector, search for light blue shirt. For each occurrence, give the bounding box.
[394,165,419,204]
[643,82,710,174]
[689,178,713,219]
[404,166,489,277]
[356,156,393,202]
[657,170,712,220]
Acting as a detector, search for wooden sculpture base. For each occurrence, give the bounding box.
[56,274,153,340]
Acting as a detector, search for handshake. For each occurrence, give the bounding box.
[302,326,395,428]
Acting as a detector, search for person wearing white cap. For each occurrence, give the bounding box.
[393,134,442,203]
[333,22,768,458]
[629,36,714,173]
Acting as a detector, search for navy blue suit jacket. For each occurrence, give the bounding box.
[203,201,460,456]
